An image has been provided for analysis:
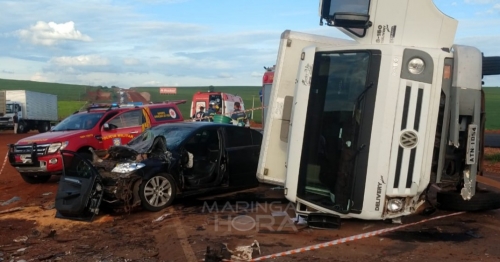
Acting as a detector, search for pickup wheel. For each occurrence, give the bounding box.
[20,173,51,184]
[139,173,176,212]
[437,190,500,212]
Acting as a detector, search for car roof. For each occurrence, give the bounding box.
[152,121,256,131]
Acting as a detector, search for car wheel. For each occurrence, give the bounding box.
[38,121,50,133]
[139,173,176,212]
[437,189,500,212]
[17,122,26,134]
[20,173,51,184]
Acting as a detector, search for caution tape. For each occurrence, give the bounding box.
[250,212,465,261]
[0,152,8,176]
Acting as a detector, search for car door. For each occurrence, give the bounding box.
[223,126,260,187]
[54,150,103,221]
[101,108,151,148]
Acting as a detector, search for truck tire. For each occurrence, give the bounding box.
[436,190,500,211]
[17,121,27,134]
[20,173,51,184]
[38,121,50,133]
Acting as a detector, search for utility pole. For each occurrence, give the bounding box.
[251,95,255,120]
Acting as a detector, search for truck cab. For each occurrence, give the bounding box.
[257,0,500,220]
[9,102,184,184]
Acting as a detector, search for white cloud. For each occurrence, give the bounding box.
[50,55,109,66]
[30,72,48,82]
[464,0,497,4]
[17,21,91,46]
[217,73,233,79]
[123,58,141,65]
[251,72,262,78]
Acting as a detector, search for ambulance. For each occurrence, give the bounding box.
[190,90,245,118]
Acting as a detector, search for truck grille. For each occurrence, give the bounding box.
[389,81,430,195]
[13,144,50,156]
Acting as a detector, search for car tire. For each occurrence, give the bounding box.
[38,121,50,133]
[139,173,176,212]
[17,122,26,134]
[20,173,51,184]
[437,190,500,212]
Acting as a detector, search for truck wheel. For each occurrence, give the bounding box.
[38,122,50,133]
[139,173,176,212]
[20,173,51,184]
[436,190,500,211]
[17,122,26,134]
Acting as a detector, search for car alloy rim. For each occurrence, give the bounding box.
[144,176,172,207]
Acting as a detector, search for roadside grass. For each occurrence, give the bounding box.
[484,87,500,130]
[485,153,500,163]
[58,101,88,120]
[1,77,498,126]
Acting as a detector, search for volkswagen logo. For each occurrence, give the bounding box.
[400,130,418,149]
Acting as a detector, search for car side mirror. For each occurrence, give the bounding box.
[103,123,111,131]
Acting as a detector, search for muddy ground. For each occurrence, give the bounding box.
[1,131,500,262]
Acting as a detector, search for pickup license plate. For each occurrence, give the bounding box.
[466,124,478,165]
[20,154,32,163]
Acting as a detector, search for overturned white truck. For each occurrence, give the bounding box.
[258,0,500,221]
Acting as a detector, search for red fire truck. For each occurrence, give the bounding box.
[261,65,275,129]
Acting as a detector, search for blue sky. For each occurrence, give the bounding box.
[0,0,499,87]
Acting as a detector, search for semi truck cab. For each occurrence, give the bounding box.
[257,0,500,220]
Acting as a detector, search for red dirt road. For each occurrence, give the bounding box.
[126,91,150,104]
[2,130,500,261]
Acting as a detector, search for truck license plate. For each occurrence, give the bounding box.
[466,124,478,165]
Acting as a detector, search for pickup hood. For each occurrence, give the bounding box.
[16,130,92,145]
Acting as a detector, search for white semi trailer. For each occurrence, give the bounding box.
[257,0,500,221]
[0,90,58,133]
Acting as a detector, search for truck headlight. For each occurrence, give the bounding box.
[387,198,404,212]
[47,141,69,153]
[111,162,146,174]
[408,58,425,75]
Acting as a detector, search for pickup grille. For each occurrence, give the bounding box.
[13,144,50,156]
[0,117,10,121]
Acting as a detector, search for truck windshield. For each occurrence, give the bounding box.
[297,51,376,213]
[53,112,105,131]
[6,104,15,114]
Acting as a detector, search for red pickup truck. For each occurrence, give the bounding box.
[8,102,185,184]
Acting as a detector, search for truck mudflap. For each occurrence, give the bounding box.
[55,150,103,222]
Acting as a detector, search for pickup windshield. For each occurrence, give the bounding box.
[52,112,105,131]
[297,51,374,213]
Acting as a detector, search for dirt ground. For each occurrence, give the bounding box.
[2,131,500,262]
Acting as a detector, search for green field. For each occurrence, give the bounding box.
[1,78,499,129]
[484,87,500,130]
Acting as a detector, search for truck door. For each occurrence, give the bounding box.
[101,108,151,148]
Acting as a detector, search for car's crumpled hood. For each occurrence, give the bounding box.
[105,129,166,160]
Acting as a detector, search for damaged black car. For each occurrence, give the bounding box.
[55,122,262,221]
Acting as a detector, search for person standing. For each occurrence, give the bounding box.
[231,102,247,126]
[193,106,207,121]
[207,103,217,122]
[13,112,18,134]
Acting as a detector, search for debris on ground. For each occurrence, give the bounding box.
[13,236,28,243]
[42,192,53,196]
[223,240,261,261]
[152,213,171,223]
[0,207,24,214]
[0,196,20,206]
[291,215,307,225]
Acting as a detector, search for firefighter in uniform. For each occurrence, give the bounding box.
[230,102,247,126]
[207,103,217,122]
[193,106,207,121]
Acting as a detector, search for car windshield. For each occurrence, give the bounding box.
[52,112,104,131]
[127,125,195,152]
